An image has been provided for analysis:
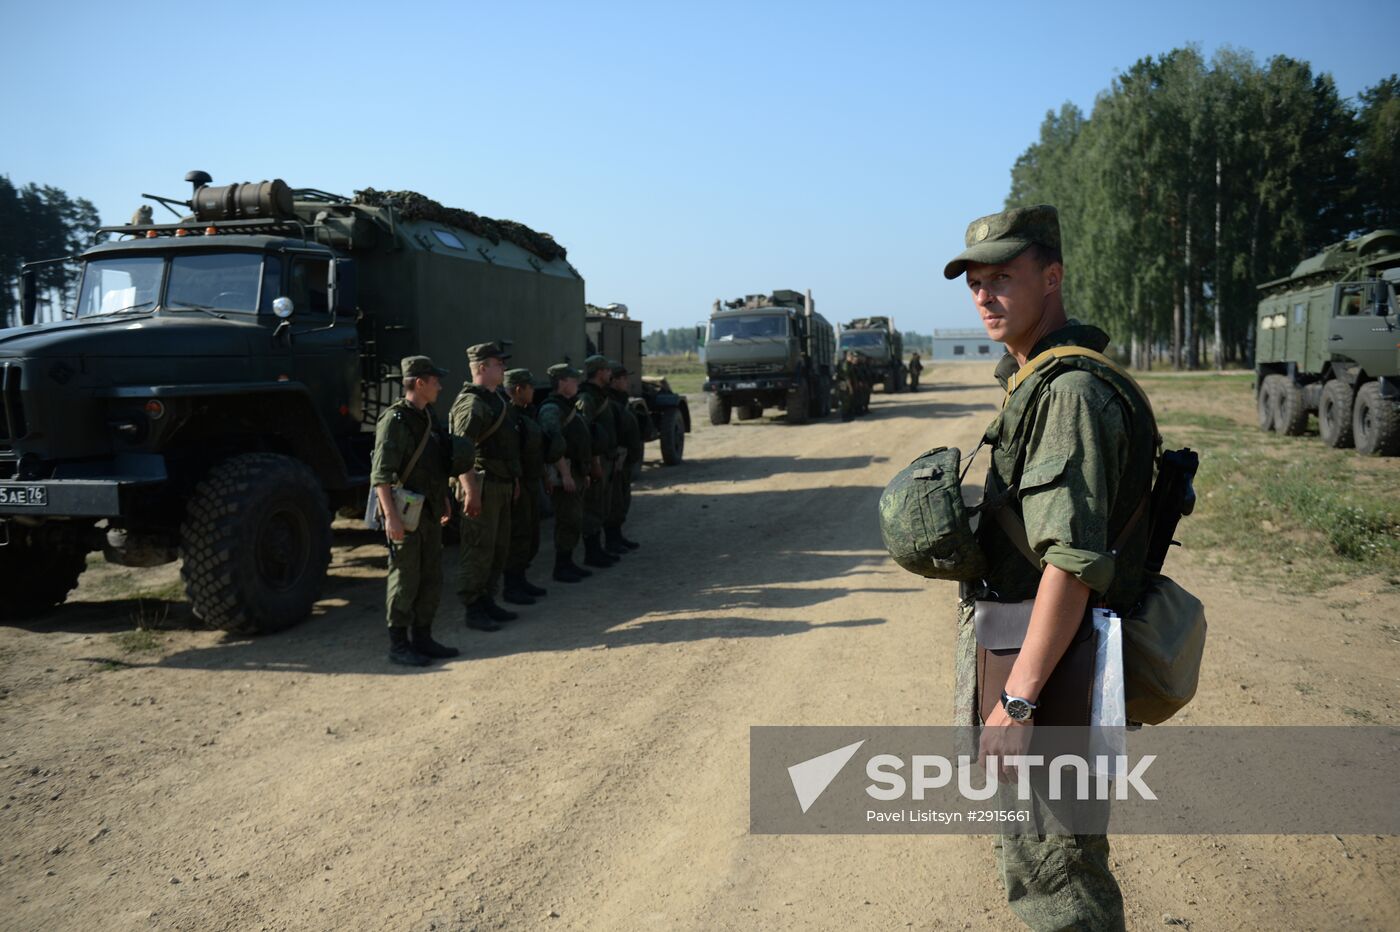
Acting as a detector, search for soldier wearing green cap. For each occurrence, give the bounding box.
[575,354,620,568]
[605,366,643,553]
[371,355,470,666]
[538,362,592,582]
[942,205,1158,932]
[501,368,558,604]
[449,341,522,631]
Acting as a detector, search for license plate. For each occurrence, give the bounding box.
[0,484,47,507]
[735,381,758,389]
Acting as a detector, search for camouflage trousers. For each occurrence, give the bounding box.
[506,478,542,574]
[456,478,512,605]
[385,518,443,630]
[551,478,584,554]
[953,598,1125,932]
[606,462,632,528]
[582,468,611,537]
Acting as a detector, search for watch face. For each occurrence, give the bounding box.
[1005,697,1034,721]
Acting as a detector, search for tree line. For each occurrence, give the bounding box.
[1005,48,1399,369]
[0,175,103,327]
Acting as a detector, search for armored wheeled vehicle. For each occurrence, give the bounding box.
[584,303,691,465]
[702,289,835,425]
[838,316,905,393]
[1255,230,1400,455]
[3,171,585,626]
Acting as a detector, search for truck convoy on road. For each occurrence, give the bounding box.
[702,289,835,425]
[1,171,589,627]
[1255,229,1400,455]
[838,316,905,393]
[584,302,690,464]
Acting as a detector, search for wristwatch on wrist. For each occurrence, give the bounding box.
[1000,691,1037,722]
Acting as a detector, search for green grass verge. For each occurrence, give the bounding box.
[1148,374,1400,591]
[644,356,705,395]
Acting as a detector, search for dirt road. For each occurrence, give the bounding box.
[3,363,1397,931]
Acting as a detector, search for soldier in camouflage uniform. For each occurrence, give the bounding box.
[604,365,643,553]
[854,354,872,415]
[450,341,522,632]
[908,351,923,392]
[576,354,619,569]
[836,351,858,422]
[371,356,471,666]
[539,363,592,582]
[502,368,558,605]
[943,205,1158,932]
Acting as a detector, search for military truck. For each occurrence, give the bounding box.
[1255,229,1400,455]
[838,317,905,393]
[702,289,834,425]
[584,302,691,465]
[3,171,586,626]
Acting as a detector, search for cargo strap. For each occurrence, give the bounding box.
[1004,345,1156,422]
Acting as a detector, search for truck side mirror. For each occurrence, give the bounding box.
[20,268,37,326]
[328,258,357,316]
[695,325,704,345]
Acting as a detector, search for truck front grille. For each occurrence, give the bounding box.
[708,362,782,378]
[0,362,26,442]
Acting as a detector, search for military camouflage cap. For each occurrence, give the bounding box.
[504,367,534,387]
[466,341,511,363]
[610,365,629,377]
[547,362,582,381]
[942,205,1061,279]
[583,354,612,376]
[401,355,448,379]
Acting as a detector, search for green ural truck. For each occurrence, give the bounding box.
[584,302,691,465]
[702,289,835,425]
[2,171,585,626]
[1255,229,1400,455]
[838,316,905,393]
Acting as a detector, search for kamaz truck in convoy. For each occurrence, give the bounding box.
[584,302,690,465]
[2,171,585,627]
[1255,229,1400,455]
[838,316,905,392]
[702,289,834,425]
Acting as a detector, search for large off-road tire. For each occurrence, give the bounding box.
[658,408,685,465]
[816,377,831,418]
[1257,375,1280,432]
[1318,379,1355,449]
[1352,382,1400,456]
[883,375,897,394]
[707,394,731,426]
[736,403,762,421]
[1271,379,1309,436]
[0,527,88,618]
[180,453,332,635]
[786,384,810,424]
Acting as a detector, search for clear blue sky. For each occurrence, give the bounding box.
[4,0,1397,333]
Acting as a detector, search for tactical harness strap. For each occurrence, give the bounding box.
[395,407,434,490]
[994,345,1156,574]
[475,398,509,445]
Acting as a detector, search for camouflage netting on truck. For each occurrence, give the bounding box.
[352,188,568,261]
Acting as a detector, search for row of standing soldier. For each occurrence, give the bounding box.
[370,344,644,667]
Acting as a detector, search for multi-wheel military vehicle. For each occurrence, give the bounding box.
[702,289,835,425]
[2,171,586,627]
[584,303,690,464]
[1255,229,1400,455]
[838,316,904,393]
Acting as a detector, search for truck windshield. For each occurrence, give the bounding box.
[840,331,885,349]
[167,253,264,313]
[711,315,788,341]
[76,256,164,317]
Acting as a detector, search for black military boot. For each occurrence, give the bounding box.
[603,527,629,556]
[388,627,431,666]
[520,574,547,597]
[583,533,617,568]
[480,595,519,622]
[501,572,537,606]
[553,552,586,582]
[464,599,501,632]
[617,528,640,551]
[409,627,460,659]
